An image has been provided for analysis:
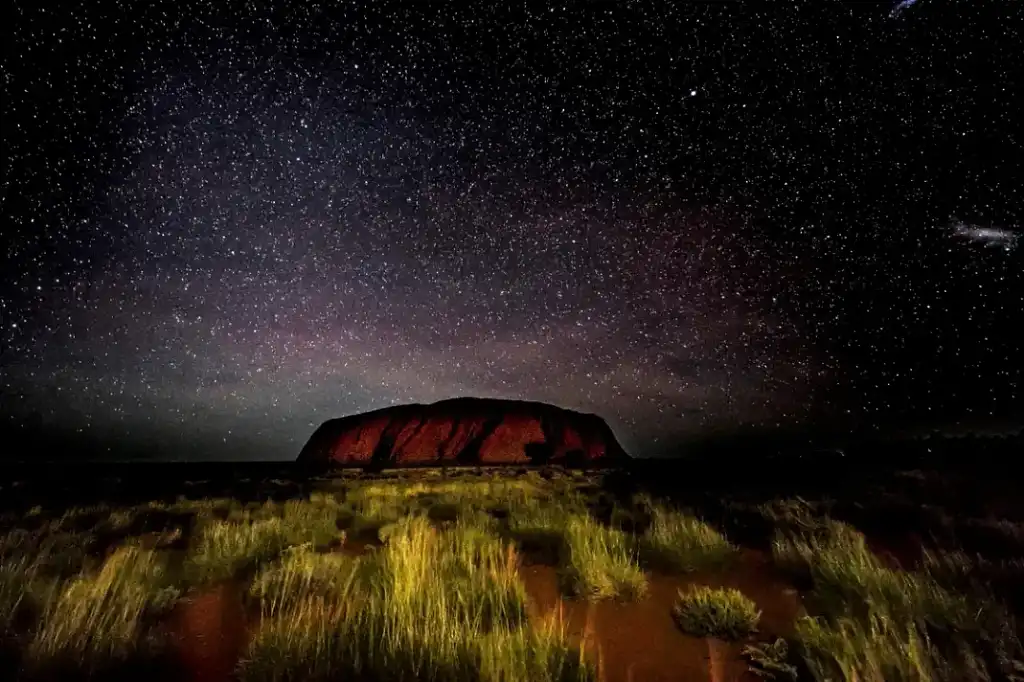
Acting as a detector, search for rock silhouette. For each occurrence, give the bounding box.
[296,397,629,468]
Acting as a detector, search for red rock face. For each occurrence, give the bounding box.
[297,398,629,468]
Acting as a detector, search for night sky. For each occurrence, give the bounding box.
[2,0,1022,460]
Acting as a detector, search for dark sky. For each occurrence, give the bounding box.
[2,0,1022,460]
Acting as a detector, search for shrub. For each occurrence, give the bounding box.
[742,638,798,680]
[671,586,760,640]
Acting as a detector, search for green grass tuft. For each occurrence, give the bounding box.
[671,585,760,640]
[248,542,359,618]
[26,546,178,671]
[639,502,737,573]
[184,498,343,583]
[773,519,1024,681]
[795,613,936,682]
[239,514,593,682]
[0,528,101,641]
[560,514,647,601]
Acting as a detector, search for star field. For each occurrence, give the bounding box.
[2,1,1022,459]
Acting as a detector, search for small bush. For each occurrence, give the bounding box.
[672,586,760,640]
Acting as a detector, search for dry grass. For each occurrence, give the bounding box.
[0,526,104,656]
[772,520,976,629]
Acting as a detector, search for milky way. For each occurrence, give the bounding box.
[3,2,1022,459]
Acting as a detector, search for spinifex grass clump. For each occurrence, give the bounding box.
[185,497,342,583]
[0,527,100,642]
[344,477,554,531]
[26,546,179,673]
[639,502,737,573]
[757,498,833,536]
[239,597,354,682]
[1,531,59,634]
[344,485,418,530]
[248,541,358,618]
[795,613,936,682]
[378,516,529,632]
[185,518,292,583]
[772,521,974,628]
[672,586,761,640]
[561,514,647,601]
[505,500,574,564]
[773,520,1024,681]
[239,515,594,682]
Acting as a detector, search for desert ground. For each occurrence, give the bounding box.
[1,452,1022,682]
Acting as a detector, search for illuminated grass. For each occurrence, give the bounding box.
[795,614,936,682]
[773,520,1024,681]
[505,501,573,565]
[184,497,343,583]
[239,515,594,682]
[342,477,556,530]
[248,542,358,618]
[0,528,100,642]
[672,586,760,641]
[772,521,974,628]
[560,514,647,601]
[640,502,737,573]
[380,516,529,631]
[25,546,179,673]
[0,532,60,634]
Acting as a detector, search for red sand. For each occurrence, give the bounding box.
[519,550,801,682]
[167,583,248,682]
